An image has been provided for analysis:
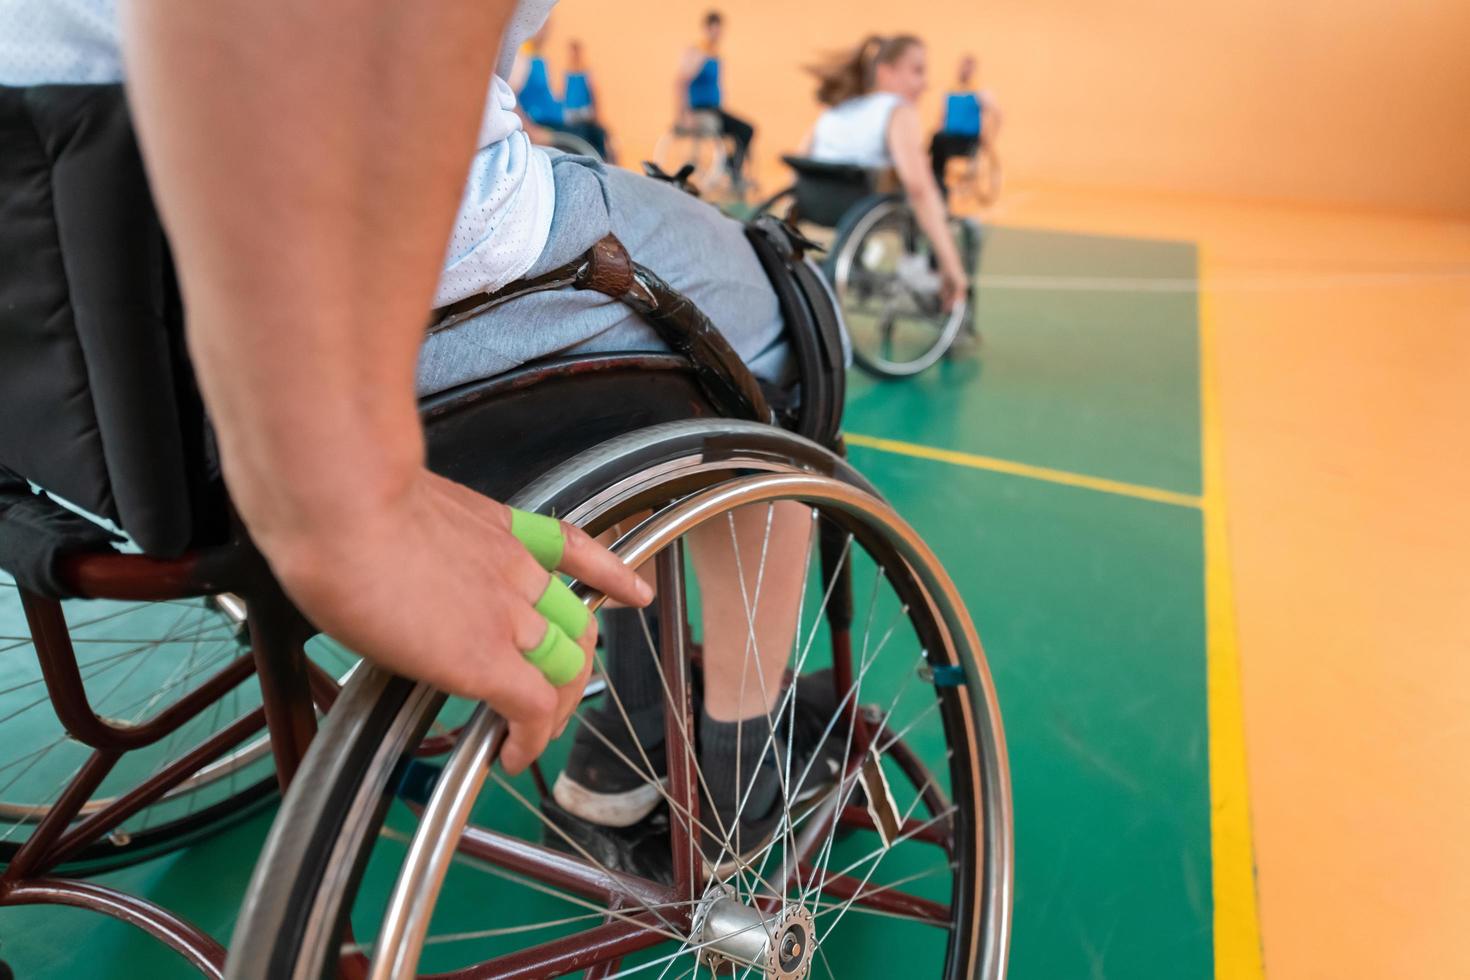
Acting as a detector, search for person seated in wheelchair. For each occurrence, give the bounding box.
[2,0,842,874]
[509,18,615,162]
[805,34,970,312]
[675,9,755,191]
[928,53,1002,201]
[560,39,617,162]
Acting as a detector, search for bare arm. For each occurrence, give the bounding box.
[674,47,702,122]
[507,48,532,93]
[886,103,968,308]
[122,0,498,550]
[121,0,650,772]
[980,91,1003,142]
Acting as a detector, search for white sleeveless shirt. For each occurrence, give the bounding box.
[0,0,558,302]
[810,92,904,169]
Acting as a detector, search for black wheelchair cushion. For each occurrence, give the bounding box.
[743,216,846,448]
[0,465,121,599]
[0,84,219,559]
[780,155,883,228]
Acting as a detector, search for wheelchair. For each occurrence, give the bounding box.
[0,84,1011,979]
[757,156,982,379]
[653,109,739,200]
[541,126,604,161]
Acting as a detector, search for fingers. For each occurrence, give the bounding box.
[505,597,595,771]
[442,487,648,610]
[558,522,654,608]
[508,507,565,571]
[553,619,598,740]
[488,656,558,776]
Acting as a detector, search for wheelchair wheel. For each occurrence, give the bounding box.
[228,419,1012,980]
[829,197,970,379]
[0,576,359,873]
[949,147,1002,209]
[542,129,603,162]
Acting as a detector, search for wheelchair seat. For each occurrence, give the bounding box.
[779,155,888,228]
[673,109,723,139]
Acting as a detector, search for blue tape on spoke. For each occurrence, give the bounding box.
[931,664,967,687]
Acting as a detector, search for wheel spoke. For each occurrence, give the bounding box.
[484,769,688,940]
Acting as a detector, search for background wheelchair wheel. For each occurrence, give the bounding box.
[542,129,603,162]
[828,198,970,379]
[949,148,1003,209]
[654,127,729,198]
[227,420,1012,980]
[0,576,361,874]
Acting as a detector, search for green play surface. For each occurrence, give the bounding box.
[0,225,1211,979]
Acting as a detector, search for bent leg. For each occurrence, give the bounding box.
[717,109,755,182]
[930,132,975,202]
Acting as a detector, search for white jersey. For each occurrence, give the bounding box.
[0,0,558,302]
[810,92,904,169]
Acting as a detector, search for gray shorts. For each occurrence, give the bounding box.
[416,153,790,397]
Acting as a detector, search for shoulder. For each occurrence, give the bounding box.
[886,98,917,124]
[885,100,920,142]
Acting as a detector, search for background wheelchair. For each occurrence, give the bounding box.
[541,127,604,161]
[756,156,982,379]
[653,109,739,200]
[0,85,1010,979]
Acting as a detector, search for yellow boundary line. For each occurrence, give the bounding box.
[848,266,1264,976]
[843,432,1203,509]
[1200,252,1266,978]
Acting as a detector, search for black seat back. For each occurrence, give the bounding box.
[781,155,883,228]
[0,84,220,558]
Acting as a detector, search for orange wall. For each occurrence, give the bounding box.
[550,0,1470,215]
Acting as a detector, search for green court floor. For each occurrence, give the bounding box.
[0,226,1212,978]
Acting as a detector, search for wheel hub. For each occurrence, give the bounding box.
[694,889,816,979]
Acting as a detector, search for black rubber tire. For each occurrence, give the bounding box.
[0,777,277,876]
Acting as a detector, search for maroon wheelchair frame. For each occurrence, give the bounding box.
[3,537,319,977]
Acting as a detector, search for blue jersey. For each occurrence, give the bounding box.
[518,54,564,128]
[563,71,592,124]
[564,72,592,111]
[687,55,721,110]
[942,92,982,138]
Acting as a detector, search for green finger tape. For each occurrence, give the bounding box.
[524,621,585,686]
[535,576,591,639]
[510,507,564,571]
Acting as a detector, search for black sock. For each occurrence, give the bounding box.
[595,606,665,747]
[699,710,781,823]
